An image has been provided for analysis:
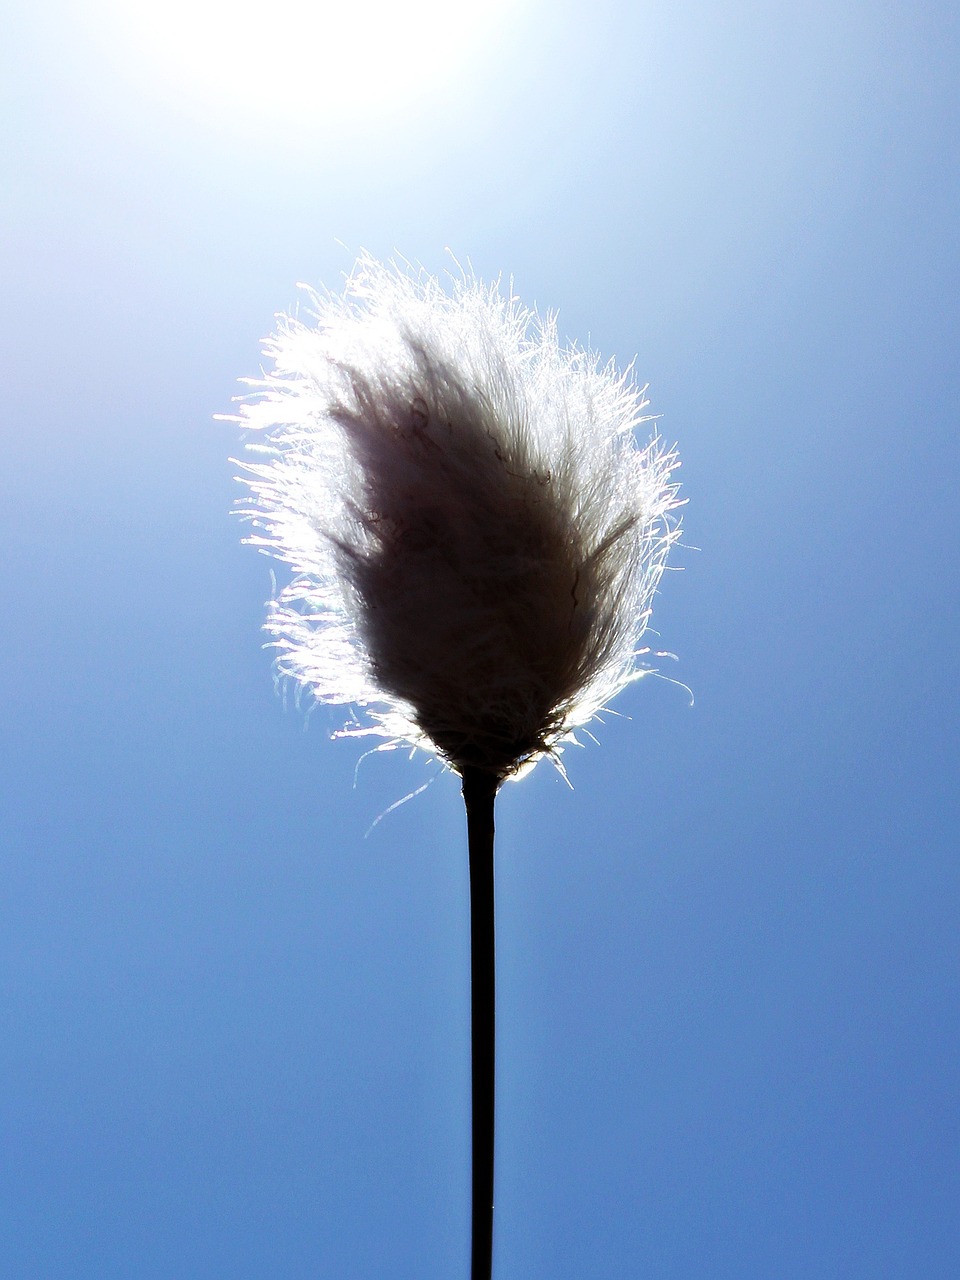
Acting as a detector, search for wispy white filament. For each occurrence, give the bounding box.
[231,256,681,779]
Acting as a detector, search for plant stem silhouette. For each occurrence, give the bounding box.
[462,767,498,1279]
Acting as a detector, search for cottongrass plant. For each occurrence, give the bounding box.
[229,255,682,1279]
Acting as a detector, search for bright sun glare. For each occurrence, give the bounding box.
[101,0,521,133]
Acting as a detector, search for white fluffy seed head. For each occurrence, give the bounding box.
[231,255,682,780]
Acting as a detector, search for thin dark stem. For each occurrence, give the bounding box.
[461,766,499,1280]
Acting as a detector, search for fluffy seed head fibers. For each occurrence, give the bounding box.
[232,256,682,780]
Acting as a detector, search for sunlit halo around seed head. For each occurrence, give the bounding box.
[228,255,682,782]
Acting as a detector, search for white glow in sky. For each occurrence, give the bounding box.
[97,0,522,133]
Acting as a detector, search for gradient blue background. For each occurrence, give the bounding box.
[2,2,958,1276]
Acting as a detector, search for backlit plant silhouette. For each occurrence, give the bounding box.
[229,255,682,1279]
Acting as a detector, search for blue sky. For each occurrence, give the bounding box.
[2,1,958,1276]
